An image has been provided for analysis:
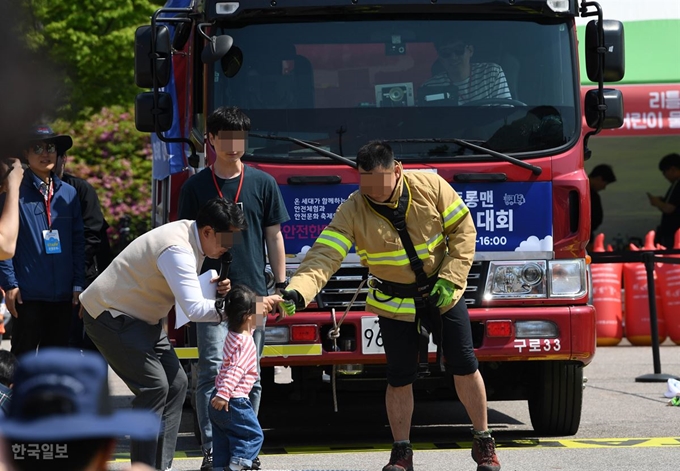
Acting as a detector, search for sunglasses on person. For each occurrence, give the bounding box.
[31,143,57,155]
[438,43,468,58]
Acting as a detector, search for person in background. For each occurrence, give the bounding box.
[54,151,113,352]
[0,349,17,417]
[649,153,680,248]
[0,347,159,471]
[587,164,617,253]
[0,0,59,263]
[0,125,85,356]
[210,285,268,471]
[420,31,512,105]
[80,198,280,471]
[178,106,289,471]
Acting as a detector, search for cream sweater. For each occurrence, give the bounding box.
[81,220,205,325]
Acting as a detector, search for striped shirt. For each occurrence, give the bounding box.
[214,330,258,401]
[421,62,511,105]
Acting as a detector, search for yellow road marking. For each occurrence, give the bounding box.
[110,437,680,461]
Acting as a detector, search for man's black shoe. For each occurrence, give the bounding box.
[200,448,212,471]
[251,456,261,470]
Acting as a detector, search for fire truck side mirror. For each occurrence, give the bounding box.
[201,34,233,64]
[585,19,625,83]
[134,25,172,89]
[134,92,174,133]
[584,88,624,130]
[172,19,191,52]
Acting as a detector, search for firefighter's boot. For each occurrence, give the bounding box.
[471,435,501,471]
[382,442,414,471]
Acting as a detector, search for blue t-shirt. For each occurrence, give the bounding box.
[178,165,289,295]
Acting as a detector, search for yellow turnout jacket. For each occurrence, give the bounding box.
[287,167,476,321]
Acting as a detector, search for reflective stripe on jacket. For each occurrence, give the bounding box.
[287,167,476,321]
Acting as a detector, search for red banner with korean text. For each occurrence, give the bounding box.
[581,84,680,137]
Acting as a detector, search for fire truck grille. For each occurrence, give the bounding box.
[314,261,487,310]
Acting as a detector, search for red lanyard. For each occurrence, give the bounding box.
[42,179,53,229]
[210,164,245,203]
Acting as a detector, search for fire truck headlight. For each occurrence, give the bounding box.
[484,261,547,300]
[548,259,586,298]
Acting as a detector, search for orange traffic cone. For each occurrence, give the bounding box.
[591,234,623,346]
[657,229,680,345]
[623,231,667,345]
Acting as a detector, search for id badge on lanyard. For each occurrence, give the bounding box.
[43,230,62,254]
[41,179,61,254]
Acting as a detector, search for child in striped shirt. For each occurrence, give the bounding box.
[209,285,266,471]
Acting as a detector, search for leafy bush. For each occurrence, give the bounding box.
[53,106,152,249]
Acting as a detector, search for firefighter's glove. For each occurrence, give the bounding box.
[279,289,303,317]
[430,278,456,308]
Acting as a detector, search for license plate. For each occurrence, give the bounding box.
[361,316,438,355]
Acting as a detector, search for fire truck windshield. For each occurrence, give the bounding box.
[210,18,578,161]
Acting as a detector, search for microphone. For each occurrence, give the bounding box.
[215,251,232,315]
[218,251,232,282]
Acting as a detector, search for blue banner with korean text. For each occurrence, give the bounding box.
[453,182,553,252]
[279,184,359,261]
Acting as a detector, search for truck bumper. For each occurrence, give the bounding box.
[246,304,597,368]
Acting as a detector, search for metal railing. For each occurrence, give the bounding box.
[590,249,680,383]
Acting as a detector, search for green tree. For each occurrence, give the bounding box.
[26,0,165,119]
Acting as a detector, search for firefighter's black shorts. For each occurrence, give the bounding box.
[378,297,479,387]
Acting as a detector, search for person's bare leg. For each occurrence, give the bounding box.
[385,384,414,441]
[455,370,501,470]
[453,370,488,431]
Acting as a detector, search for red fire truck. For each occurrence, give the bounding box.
[134,0,625,436]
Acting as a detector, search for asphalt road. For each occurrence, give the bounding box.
[103,339,680,471]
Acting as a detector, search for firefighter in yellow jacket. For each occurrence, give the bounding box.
[279,141,500,471]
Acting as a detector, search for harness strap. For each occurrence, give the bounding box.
[370,275,439,300]
[364,181,443,376]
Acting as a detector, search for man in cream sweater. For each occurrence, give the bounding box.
[81,198,276,471]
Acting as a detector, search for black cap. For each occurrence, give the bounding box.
[28,124,73,155]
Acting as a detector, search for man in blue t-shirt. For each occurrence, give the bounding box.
[178,106,289,471]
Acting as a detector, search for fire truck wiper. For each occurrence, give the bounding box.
[388,138,542,176]
[249,133,357,169]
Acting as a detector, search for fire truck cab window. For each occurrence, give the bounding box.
[211,20,577,160]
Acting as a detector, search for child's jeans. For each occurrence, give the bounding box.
[208,391,264,470]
